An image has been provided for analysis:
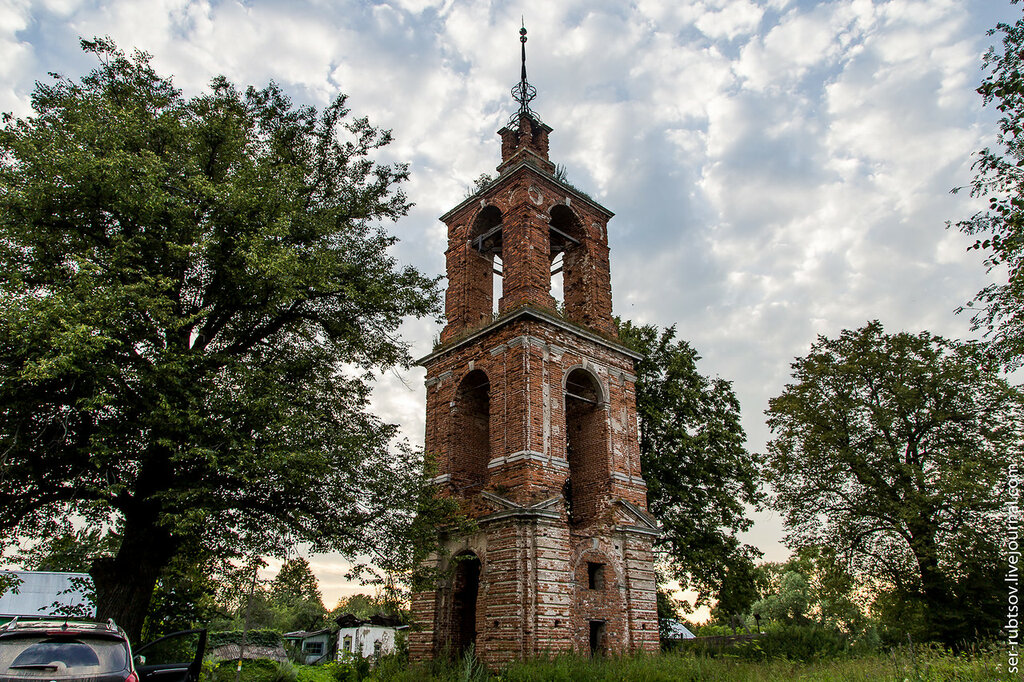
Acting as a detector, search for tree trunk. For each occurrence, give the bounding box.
[91,513,177,643]
[908,522,954,645]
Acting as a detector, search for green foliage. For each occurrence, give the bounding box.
[353,648,1009,681]
[208,658,296,682]
[464,174,494,198]
[208,630,284,649]
[0,571,22,599]
[13,526,223,637]
[46,574,96,618]
[676,623,879,664]
[871,587,931,647]
[617,320,761,608]
[550,164,594,202]
[763,321,1023,645]
[267,558,328,633]
[752,571,812,625]
[14,525,119,572]
[210,558,334,635]
[328,593,406,624]
[272,560,322,606]
[0,37,440,639]
[730,625,864,663]
[710,551,761,621]
[136,628,206,668]
[294,664,344,682]
[655,585,682,640]
[954,0,1024,370]
[745,546,869,637]
[142,550,222,640]
[401,462,477,596]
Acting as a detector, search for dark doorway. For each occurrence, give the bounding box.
[451,554,481,655]
[589,620,606,657]
[564,368,606,526]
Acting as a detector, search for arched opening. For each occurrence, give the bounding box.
[549,205,582,313]
[450,553,481,655]
[563,368,607,527]
[469,206,503,319]
[452,369,490,493]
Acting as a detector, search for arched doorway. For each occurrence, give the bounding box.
[563,368,608,527]
[452,369,490,493]
[548,204,582,311]
[468,205,503,318]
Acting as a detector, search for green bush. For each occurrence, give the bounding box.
[678,624,877,663]
[732,624,855,662]
[284,648,1008,682]
[293,664,337,682]
[207,658,296,682]
[209,630,284,649]
[298,660,367,682]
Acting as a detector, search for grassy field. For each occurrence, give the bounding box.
[279,646,1013,682]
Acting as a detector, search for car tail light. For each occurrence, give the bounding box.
[125,672,139,682]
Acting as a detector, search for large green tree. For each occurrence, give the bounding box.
[329,593,401,622]
[955,0,1024,369]
[0,39,439,640]
[267,557,328,633]
[617,321,761,608]
[749,546,867,636]
[763,321,1022,644]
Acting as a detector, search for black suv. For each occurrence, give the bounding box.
[0,619,206,682]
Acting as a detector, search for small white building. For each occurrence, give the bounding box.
[0,571,95,623]
[335,614,406,660]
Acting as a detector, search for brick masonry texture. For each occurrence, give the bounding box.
[410,115,659,666]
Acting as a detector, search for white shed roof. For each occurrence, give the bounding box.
[664,619,696,639]
[0,571,96,618]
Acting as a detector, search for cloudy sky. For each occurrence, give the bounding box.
[2,0,1018,607]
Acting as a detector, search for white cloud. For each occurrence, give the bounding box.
[695,0,764,40]
[3,0,1018,609]
[0,1,32,114]
[735,9,841,90]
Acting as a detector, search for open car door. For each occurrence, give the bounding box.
[134,629,207,682]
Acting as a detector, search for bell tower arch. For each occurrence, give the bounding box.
[411,27,659,665]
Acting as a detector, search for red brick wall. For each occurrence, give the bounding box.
[414,121,658,665]
[450,370,490,492]
[499,114,554,173]
[440,169,616,343]
[412,312,658,665]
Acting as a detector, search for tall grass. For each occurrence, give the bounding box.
[221,637,1010,682]
[279,647,1006,682]
[494,649,1007,682]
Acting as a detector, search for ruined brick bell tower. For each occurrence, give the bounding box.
[409,27,660,664]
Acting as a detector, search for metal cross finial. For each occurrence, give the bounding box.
[509,23,539,128]
[520,24,527,81]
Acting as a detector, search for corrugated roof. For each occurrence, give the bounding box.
[0,571,96,618]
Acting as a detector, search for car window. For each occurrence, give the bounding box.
[135,630,204,667]
[0,635,128,678]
